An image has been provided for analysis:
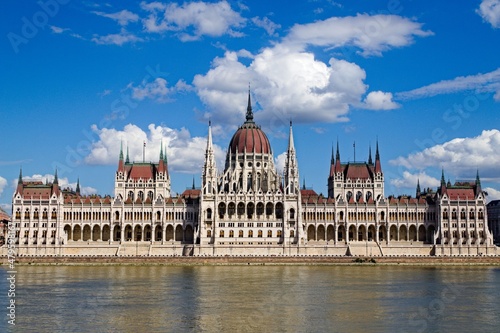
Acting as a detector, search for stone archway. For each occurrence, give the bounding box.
[166,224,174,241]
[73,225,82,241]
[102,225,110,242]
[368,225,376,241]
[155,225,162,241]
[326,225,335,241]
[64,225,72,242]
[338,225,346,242]
[144,225,152,242]
[175,225,183,241]
[358,225,367,241]
[409,225,417,241]
[113,225,121,242]
[92,225,101,241]
[134,225,142,241]
[82,225,91,241]
[317,225,326,241]
[389,225,398,241]
[418,225,426,242]
[379,225,387,242]
[349,225,357,241]
[399,225,408,241]
[124,225,132,241]
[307,225,316,241]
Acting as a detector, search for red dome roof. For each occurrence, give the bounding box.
[229,122,271,154]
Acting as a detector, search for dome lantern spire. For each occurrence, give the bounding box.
[245,86,254,123]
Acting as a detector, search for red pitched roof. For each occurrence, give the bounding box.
[345,164,372,180]
[127,164,154,180]
[447,189,475,200]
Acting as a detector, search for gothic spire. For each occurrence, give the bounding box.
[76,177,81,195]
[416,179,421,197]
[245,88,254,123]
[125,145,130,164]
[374,140,382,173]
[440,168,446,186]
[368,145,373,165]
[336,140,340,161]
[288,120,295,152]
[476,169,482,196]
[54,168,58,184]
[119,141,124,160]
[18,167,23,184]
[192,176,196,190]
[160,142,164,160]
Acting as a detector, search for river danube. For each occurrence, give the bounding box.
[1,265,499,332]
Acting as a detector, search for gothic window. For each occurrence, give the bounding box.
[451,209,457,219]
[219,230,224,238]
[34,209,39,219]
[138,191,144,201]
[207,208,212,220]
[228,203,235,217]
[207,230,212,238]
[275,203,283,219]
[42,209,48,219]
[128,191,134,201]
[346,191,353,202]
[229,230,234,238]
[237,203,245,216]
[478,209,484,219]
[148,191,154,200]
[267,230,272,237]
[248,230,253,238]
[115,211,120,221]
[290,230,294,238]
[256,202,264,216]
[258,230,263,238]
[470,209,475,219]
[356,191,362,202]
[460,209,466,220]
[156,211,161,221]
[443,209,449,219]
[218,203,226,219]
[16,209,21,220]
[290,208,295,219]
[51,209,57,219]
[247,203,254,218]
[266,203,273,216]
[366,191,372,202]
[247,174,253,191]
[277,230,282,238]
[239,230,243,237]
[207,181,212,194]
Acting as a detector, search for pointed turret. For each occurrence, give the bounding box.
[118,142,125,172]
[192,176,196,190]
[52,168,60,196]
[125,145,130,164]
[76,178,81,196]
[368,145,373,165]
[245,89,254,123]
[374,140,382,173]
[16,167,23,196]
[416,179,421,198]
[476,169,482,196]
[329,144,335,178]
[439,169,447,195]
[334,140,342,173]
[202,120,217,195]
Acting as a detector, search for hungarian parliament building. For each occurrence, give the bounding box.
[8,94,497,257]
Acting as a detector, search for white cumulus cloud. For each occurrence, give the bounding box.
[141,0,245,40]
[251,16,281,36]
[84,123,225,174]
[91,28,143,45]
[364,91,399,110]
[484,187,500,201]
[477,0,500,28]
[390,129,500,179]
[284,14,432,56]
[390,171,440,190]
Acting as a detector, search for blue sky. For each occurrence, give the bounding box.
[1,0,500,212]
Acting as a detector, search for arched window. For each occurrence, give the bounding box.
[115,211,120,221]
[219,230,224,238]
[237,202,245,216]
[356,191,362,202]
[277,230,282,238]
[443,209,449,219]
[229,230,234,237]
[239,230,243,237]
[128,191,134,201]
[228,203,235,217]
[258,230,263,237]
[267,230,272,237]
[451,209,457,219]
[290,230,295,238]
[156,211,161,221]
[366,191,372,202]
[256,202,264,216]
[218,203,226,219]
[346,191,353,202]
[247,203,254,218]
[266,203,273,216]
[207,208,212,220]
[207,230,212,238]
[148,191,154,200]
[51,209,57,219]
[138,191,144,201]
[34,209,39,219]
[248,230,253,238]
[290,208,295,219]
[275,203,283,219]
[42,209,48,219]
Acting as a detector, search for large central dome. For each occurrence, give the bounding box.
[228,92,271,155]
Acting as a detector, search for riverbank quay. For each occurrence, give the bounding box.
[2,255,500,266]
